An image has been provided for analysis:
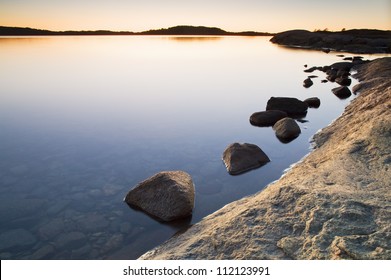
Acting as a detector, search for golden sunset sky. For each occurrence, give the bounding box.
[1,0,390,32]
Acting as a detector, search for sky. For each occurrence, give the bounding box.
[0,0,390,33]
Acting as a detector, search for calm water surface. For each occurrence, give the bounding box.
[0,36,383,259]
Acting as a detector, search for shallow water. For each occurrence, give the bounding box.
[0,36,385,259]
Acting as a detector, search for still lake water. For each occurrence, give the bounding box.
[0,36,384,259]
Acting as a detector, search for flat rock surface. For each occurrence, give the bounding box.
[140,58,391,260]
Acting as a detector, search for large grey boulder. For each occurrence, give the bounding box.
[249,110,288,127]
[222,143,270,175]
[124,171,195,222]
[266,97,308,117]
[273,117,301,141]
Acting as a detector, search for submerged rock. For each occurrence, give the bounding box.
[249,110,288,127]
[266,97,308,117]
[222,143,270,175]
[124,171,195,222]
[273,117,301,141]
[0,229,37,251]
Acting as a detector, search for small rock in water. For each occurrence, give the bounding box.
[332,86,352,99]
[124,171,195,222]
[304,97,321,108]
[273,118,301,142]
[249,110,288,127]
[303,77,314,88]
[335,77,352,86]
[222,143,270,175]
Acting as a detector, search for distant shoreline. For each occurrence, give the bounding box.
[270,29,391,54]
[0,25,273,37]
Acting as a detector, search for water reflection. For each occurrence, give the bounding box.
[168,36,222,42]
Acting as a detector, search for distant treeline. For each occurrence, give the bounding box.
[0,25,273,36]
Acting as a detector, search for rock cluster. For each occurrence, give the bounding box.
[140,57,391,260]
[301,57,368,99]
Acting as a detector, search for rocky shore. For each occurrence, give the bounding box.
[270,29,391,54]
[140,57,391,260]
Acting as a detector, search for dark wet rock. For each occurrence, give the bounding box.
[304,66,318,73]
[0,229,37,250]
[321,79,328,83]
[55,232,87,250]
[308,75,318,78]
[336,77,352,86]
[250,110,288,127]
[304,97,321,108]
[343,57,353,61]
[327,72,337,82]
[303,77,313,88]
[352,56,364,63]
[337,69,350,77]
[266,97,308,117]
[330,62,353,72]
[124,171,195,222]
[222,143,270,175]
[273,118,301,141]
[332,86,352,99]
